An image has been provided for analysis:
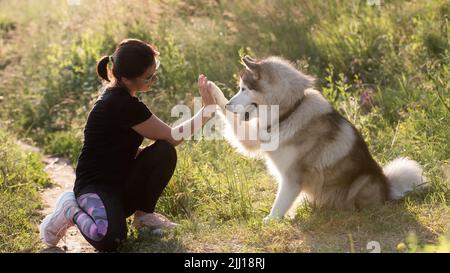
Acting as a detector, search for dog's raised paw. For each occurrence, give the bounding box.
[208,81,228,107]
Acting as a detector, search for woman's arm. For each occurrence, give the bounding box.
[131,75,216,146]
[132,108,213,146]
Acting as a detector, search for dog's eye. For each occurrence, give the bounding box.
[241,87,246,92]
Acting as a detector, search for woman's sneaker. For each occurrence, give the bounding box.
[39,192,80,247]
[133,212,177,232]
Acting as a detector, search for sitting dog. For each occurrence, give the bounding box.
[209,56,424,221]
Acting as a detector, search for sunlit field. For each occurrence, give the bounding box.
[0,0,449,252]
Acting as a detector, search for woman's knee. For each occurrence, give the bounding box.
[145,140,177,167]
[89,223,127,252]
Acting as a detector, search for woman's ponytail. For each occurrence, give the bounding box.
[96,55,110,82]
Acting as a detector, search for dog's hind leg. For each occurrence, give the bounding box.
[264,179,302,222]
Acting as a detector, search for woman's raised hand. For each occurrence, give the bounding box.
[198,74,216,106]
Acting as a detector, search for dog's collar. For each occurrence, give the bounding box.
[266,96,304,133]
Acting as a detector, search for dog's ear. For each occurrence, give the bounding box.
[242,55,260,79]
[242,55,258,70]
[243,55,257,62]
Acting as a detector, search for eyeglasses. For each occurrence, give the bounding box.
[142,59,160,84]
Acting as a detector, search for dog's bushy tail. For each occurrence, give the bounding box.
[383,157,426,200]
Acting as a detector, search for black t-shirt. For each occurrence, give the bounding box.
[74,86,153,194]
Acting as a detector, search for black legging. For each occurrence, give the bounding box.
[73,140,177,252]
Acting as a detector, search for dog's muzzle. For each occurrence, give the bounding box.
[225,103,258,121]
[245,103,258,121]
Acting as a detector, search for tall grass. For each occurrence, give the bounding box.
[0,128,51,252]
[0,0,448,252]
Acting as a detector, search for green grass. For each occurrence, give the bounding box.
[0,128,52,252]
[0,0,448,252]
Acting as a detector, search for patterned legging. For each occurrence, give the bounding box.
[74,193,108,242]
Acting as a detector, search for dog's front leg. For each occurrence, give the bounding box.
[209,81,261,153]
[208,81,229,110]
[264,179,302,222]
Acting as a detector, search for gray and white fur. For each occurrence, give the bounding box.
[209,56,425,221]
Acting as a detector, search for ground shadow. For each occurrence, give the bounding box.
[289,197,442,252]
[119,228,188,253]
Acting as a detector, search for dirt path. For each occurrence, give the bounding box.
[17,141,95,253]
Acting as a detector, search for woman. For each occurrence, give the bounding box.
[39,38,216,252]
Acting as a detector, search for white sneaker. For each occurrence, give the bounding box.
[39,192,79,247]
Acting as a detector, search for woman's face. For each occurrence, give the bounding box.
[137,60,159,92]
[123,59,159,93]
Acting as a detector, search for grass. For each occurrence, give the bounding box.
[119,199,449,253]
[0,128,52,253]
[0,0,448,252]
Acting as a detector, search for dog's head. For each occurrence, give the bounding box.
[226,56,314,121]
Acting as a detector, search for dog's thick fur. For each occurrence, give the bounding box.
[210,56,425,221]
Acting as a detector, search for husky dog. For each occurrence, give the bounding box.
[209,56,425,221]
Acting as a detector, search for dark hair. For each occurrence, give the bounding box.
[96,38,159,84]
